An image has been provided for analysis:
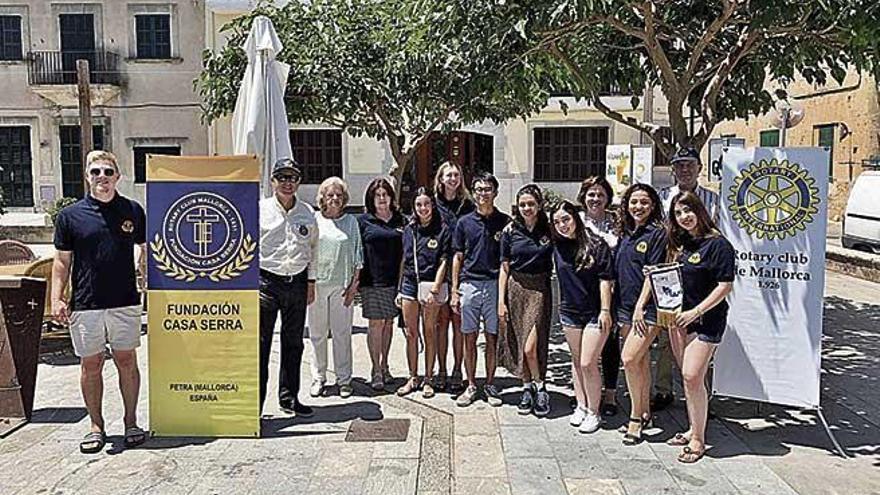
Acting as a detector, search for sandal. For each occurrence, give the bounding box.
[79,431,106,454]
[666,432,691,446]
[124,426,147,448]
[423,381,435,399]
[622,417,644,446]
[396,377,420,397]
[678,445,705,463]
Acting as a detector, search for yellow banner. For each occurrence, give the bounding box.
[148,290,259,437]
[147,155,260,182]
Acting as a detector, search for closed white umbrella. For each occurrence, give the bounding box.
[232,15,293,197]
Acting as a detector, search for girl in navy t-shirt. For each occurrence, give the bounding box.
[433,161,473,392]
[498,184,554,417]
[551,201,614,434]
[658,191,734,463]
[615,183,667,445]
[396,187,452,398]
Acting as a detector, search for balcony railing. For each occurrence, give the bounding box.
[27,50,120,86]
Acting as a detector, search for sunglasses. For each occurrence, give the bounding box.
[274,174,301,183]
[88,167,116,177]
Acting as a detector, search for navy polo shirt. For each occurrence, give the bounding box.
[358,212,405,287]
[499,221,553,274]
[677,235,736,331]
[452,208,511,282]
[437,196,475,225]
[614,222,668,314]
[53,193,146,311]
[401,215,451,282]
[554,237,614,321]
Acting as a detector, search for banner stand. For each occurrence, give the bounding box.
[711,146,850,460]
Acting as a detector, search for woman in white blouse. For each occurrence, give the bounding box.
[309,177,363,398]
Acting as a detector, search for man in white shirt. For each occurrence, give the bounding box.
[259,158,318,416]
[654,146,720,411]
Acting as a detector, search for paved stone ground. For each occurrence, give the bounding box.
[2,270,879,494]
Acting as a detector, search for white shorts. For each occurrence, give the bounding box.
[69,305,142,357]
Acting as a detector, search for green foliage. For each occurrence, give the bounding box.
[497,0,880,152]
[197,0,553,183]
[46,197,78,226]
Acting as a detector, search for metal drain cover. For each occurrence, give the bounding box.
[345,418,410,442]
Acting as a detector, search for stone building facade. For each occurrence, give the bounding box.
[0,1,209,213]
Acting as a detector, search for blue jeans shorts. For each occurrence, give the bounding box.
[460,279,499,335]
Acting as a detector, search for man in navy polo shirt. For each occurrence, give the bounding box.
[450,171,511,407]
[52,150,147,454]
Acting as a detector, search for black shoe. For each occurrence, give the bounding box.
[280,401,314,417]
[534,388,550,417]
[650,393,674,411]
[517,387,535,415]
[601,401,618,417]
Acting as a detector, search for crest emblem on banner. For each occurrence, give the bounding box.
[728,159,819,240]
[150,192,256,282]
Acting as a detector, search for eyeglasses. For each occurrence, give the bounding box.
[474,186,495,194]
[88,167,116,177]
[274,174,301,183]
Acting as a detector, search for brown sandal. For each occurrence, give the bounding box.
[396,377,420,397]
[678,445,705,463]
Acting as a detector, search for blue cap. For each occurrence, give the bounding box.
[272,157,302,178]
[670,147,701,164]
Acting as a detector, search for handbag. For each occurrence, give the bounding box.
[413,228,449,304]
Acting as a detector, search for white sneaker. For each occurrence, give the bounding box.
[578,410,601,434]
[309,380,325,398]
[569,406,588,427]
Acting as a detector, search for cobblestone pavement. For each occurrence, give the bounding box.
[2,270,878,494]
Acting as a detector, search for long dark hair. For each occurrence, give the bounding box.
[364,177,399,215]
[410,186,438,227]
[666,191,721,261]
[615,183,663,237]
[512,184,550,235]
[552,200,600,270]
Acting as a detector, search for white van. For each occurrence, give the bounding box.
[842,170,880,253]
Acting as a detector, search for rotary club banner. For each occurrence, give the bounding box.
[147,155,260,436]
[713,147,829,408]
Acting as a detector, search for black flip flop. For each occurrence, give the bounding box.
[80,431,106,454]
[124,426,147,448]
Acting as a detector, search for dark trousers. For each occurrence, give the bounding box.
[259,269,308,411]
[601,325,621,390]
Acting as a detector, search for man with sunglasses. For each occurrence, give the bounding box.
[259,158,318,417]
[52,150,147,453]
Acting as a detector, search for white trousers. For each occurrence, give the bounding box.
[308,283,354,385]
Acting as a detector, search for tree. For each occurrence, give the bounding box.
[494,0,880,156]
[198,0,551,190]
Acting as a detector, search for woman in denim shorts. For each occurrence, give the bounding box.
[657,191,734,463]
[551,201,614,434]
[615,184,667,445]
[395,188,451,398]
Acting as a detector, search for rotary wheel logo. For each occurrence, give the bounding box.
[728,159,819,240]
[150,192,256,282]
